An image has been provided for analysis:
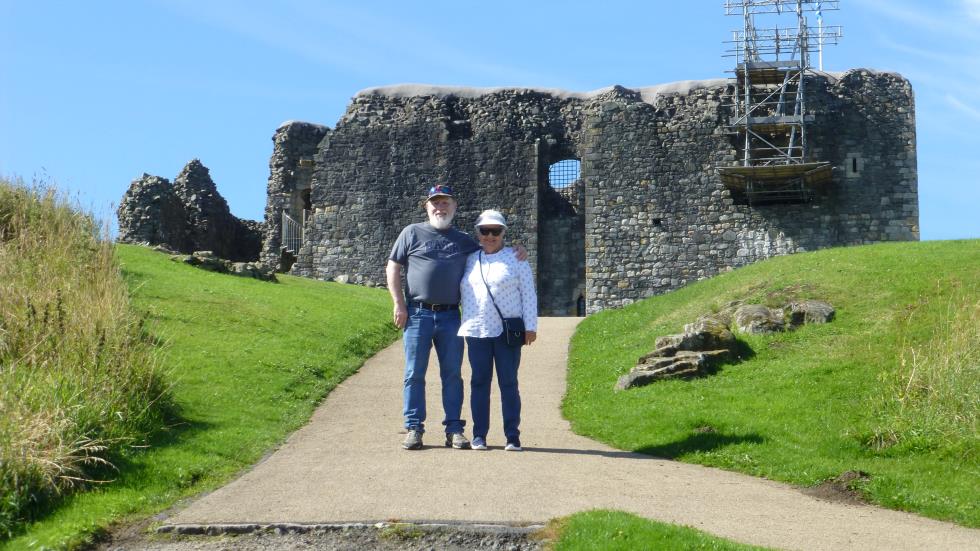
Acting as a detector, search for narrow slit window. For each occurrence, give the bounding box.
[845,153,862,178]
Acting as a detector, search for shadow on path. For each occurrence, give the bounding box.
[523,447,660,459]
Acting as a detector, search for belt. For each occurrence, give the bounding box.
[414,302,458,312]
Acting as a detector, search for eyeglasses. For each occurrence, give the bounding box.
[479,227,503,236]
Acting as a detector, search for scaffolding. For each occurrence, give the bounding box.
[718,0,842,204]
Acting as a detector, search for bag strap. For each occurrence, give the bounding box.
[479,251,507,323]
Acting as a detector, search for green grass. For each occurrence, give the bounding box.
[565,240,980,527]
[548,510,769,550]
[2,244,398,550]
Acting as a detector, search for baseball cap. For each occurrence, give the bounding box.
[426,184,454,200]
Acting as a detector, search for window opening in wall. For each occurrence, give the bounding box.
[548,159,581,189]
[845,153,863,178]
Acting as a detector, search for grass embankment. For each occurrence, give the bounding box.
[565,240,979,527]
[0,180,168,541]
[2,230,397,547]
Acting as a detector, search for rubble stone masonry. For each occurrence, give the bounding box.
[261,69,917,314]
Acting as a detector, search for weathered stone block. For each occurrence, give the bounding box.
[788,300,836,326]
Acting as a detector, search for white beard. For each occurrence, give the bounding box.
[428,212,454,230]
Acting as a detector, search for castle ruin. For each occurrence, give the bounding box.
[118,4,917,315]
[258,69,917,315]
[118,159,264,262]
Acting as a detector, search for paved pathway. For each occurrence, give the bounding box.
[165,318,979,550]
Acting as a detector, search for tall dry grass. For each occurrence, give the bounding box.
[873,284,980,457]
[0,177,170,537]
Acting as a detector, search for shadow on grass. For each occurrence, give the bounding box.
[105,413,217,471]
[730,338,756,363]
[522,429,765,461]
[699,338,757,377]
[634,432,765,459]
[1,414,217,543]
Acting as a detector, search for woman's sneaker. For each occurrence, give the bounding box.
[471,437,488,450]
[505,440,522,452]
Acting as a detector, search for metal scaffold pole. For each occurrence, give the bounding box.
[718,0,842,205]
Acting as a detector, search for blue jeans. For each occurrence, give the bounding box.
[465,335,522,442]
[402,305,465,434]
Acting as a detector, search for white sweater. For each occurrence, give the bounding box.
[458,248,538,338]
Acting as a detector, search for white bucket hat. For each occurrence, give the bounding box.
[474,209,507,228]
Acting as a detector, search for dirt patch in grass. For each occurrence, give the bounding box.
[802,470,871,506]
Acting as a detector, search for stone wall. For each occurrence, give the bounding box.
[288,96,541,285]
[117,174,188,252]
[259,121,330,269]
[118,159,264,261]
[263,69,918,314]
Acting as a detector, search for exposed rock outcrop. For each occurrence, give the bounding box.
[733,304,787,334]
[788,300,836,325]
[616,315,735,390]
[170,250,276,282]
[616,299,836,390]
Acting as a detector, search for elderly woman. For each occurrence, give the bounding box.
[458,210,537,451]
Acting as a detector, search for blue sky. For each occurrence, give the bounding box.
[2,0,978,240]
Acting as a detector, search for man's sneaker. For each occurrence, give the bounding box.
[445,432,471,449]
[505,440,523,452]
[402,429,423,450]
[471,437,488,450]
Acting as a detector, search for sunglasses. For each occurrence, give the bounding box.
[479,227,503,236]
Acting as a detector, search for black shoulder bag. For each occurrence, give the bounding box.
[479,251,526,347]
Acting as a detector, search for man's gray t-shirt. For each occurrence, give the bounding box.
[389,223,479,305]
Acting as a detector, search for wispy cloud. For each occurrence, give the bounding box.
[874,35,980,82]
[876,35,976,67]
[857,2,980,115]
[154,0,565,88]
[965,0,980,22]
[854,0,980,40]
[945,94,980,122]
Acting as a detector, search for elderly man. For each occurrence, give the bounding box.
[386,184,525,450]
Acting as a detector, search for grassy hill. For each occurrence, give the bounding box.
[2,243,398,550]
[565,240,979,527]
